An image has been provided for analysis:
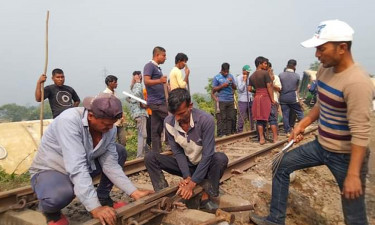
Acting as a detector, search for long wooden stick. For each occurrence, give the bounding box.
[40,11,49,138]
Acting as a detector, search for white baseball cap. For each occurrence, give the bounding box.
[301,20,354,48]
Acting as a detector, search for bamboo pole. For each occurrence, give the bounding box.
[40,11,49,138]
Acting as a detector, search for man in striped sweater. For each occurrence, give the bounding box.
[250,20,374,225]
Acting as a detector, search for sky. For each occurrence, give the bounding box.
[1,0,374,106]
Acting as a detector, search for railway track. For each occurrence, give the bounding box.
[0,125,318,225]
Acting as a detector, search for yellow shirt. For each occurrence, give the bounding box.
[169,66,187,90]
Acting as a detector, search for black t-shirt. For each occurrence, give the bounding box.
[248,70,271,89]
[44,84,80,118]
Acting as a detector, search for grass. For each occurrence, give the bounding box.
[0,166,30,191]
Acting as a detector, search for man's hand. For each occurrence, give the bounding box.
[178,177,191,187]
[185,65,190,76]
[130,189,154,200]
[289,124,305,143]
[91,206,117,225]
[38,74,47,84]
[176,179,196,200]
[343,174,363,199]
[222,82,229,88]
[160,76,167,84]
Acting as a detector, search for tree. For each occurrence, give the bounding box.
[309,61,319,71]
[0,103,53,122]
[192,78,215,115]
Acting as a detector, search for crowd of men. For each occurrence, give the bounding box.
[30,19,373,225]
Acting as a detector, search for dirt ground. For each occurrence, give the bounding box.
[220,112,375,225]
[62,113,375,225]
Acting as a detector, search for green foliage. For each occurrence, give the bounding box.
[122,103,138,160]
[192,78,215,115]
[0,103,52,122]
[192,93,215,115]
[309,61,319,71]
[0,166,30,191]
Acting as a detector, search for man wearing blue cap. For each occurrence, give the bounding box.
[250,20,373,225]
[30,93,153,225]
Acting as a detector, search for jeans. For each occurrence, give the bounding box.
[31,144,127,213]
[148,103,168,152]
[219,101,235,135]
[144,151,228,197]
[268,139,369,225]
[280,103,304,133]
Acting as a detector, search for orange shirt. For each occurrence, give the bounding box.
[143,88,152,115]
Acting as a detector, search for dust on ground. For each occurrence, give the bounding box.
[63,113,374,225]
[221,113,375,225]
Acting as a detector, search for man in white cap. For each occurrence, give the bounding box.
[250,20,374,225]
[30,93,153,225]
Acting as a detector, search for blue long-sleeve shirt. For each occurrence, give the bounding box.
[29,107,137,211]
[164,108,216,184]
[237,75,253,102]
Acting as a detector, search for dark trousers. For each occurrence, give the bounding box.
[219,101,235,136]
[216,113,224,137]
[146,116,152,146]
[144,151,228,197]
[148,103,168,152]
[280,103,304,133]
[237,101,253,132]
[116,125,126,147]
[31,144,127,214]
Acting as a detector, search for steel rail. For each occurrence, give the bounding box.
[0,129,256,214]
[83,126,318,225]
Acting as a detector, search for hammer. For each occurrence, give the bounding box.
[198,209,235,225]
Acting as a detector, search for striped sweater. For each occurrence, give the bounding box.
[316,63,374,153]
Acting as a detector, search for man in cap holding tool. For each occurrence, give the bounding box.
[145,88,229,211]
[29,93,153,225]
[237,65,254,132]
[250,20,374,225]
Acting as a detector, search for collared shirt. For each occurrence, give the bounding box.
[279,69,300,104]
[237,75,253,102]
[143,60,165,104]
[164,108,216,184]
[29,107,137,211]
[212,73,236,102]
[273,75,282,103]
[129,83,148,119]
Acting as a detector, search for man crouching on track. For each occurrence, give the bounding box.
[145,88,229,211]
[29,93,153,225]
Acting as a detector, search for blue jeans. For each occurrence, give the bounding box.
[267,139,369,225]
[31,143,127,213]
[280,103,304,133]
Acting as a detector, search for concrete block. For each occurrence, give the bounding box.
[162,209,215,225]
[218,195,252,224]
[239,174,272,196]
[0,209,46,225]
